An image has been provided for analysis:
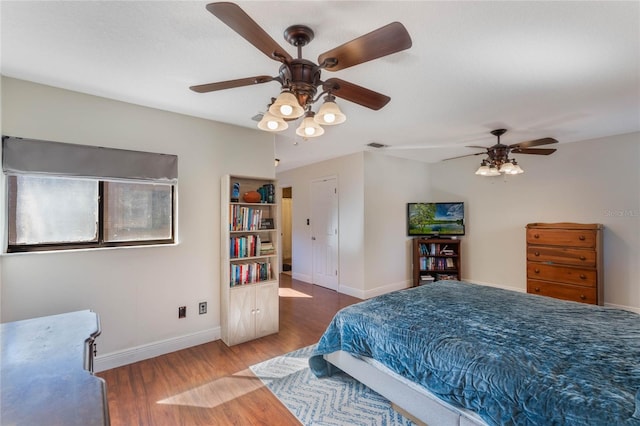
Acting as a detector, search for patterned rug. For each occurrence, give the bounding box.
[249,345,416,426]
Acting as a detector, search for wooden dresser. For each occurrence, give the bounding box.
[526,222,603,305]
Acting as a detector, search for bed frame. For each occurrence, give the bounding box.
[324,350,486,426]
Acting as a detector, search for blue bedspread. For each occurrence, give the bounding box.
[309,280,640,425]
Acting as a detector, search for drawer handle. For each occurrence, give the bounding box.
[534,268,540,274]
[534,287,541,292]
[580,294,586,300]
[579,256,586,261]
[534,251,540,256]
[579,235,586,241]
[533,234,540,239]
[580,274,587,280]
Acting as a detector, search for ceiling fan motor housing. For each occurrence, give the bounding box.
[280,60,321,108]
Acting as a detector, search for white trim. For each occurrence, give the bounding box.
[94,327,220,372]
[363,280,412,299]
[292,271,312,283]
[605,302,640,314]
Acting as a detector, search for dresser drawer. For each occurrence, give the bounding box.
[526,228,596,248]
[526,246,596,267]
[527,262,596,286]
[527,279,597,304]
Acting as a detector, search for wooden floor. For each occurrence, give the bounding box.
[98,274,361,425]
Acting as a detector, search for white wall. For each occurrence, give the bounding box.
[0,77,275,369]
[429,132,640,311]
[278,132,639,312]
[277,150,431,299]
[277,152,366,295]
[363,151,431,297]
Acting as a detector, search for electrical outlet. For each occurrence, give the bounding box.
[178,306,186,318]
[199,302,207,315]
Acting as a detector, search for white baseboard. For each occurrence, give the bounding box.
[362,280,412,299]
[605,302,640,314]
[292,272,312,283]
[94,327,220,372]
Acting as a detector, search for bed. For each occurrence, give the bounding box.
[309,280,640,426]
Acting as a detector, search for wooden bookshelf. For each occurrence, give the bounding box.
[221,175,279,345]
[412,238,461,286]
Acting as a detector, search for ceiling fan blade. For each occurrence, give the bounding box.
[466,145,492,149]
[206,2,292,63]
[190,75,275,93]
[324,78,390,110]
[318,22,412,71]
[443,152,486,161]
[511,148,557,155]
[509,137,558,149]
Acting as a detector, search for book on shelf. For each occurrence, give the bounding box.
[435,273,458,281]
[259,241,275,255]
[230,234,261,258]
[229,205,263,231]
[420,275,436,285]
[229,261,272,286]
[419,242,457,256]
[420,256,454,271]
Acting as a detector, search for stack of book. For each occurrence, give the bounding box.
[436,273,458,281]
[420,275,436,285]
[260,241,275,255]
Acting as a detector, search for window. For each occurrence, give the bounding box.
[8,175,175,252]
[3,135,178,253]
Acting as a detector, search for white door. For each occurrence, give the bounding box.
[311,177,339,290]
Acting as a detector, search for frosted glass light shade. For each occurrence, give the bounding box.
[296,115,325,138]
[475,161,490,175]
[257,111,288,132]
[314,101,346,125]
[499,161,515,174]
[511,162,524,174]
[269,91,304,119]
[486,165,501,176]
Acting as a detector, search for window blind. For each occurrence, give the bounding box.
[2,136,178,182]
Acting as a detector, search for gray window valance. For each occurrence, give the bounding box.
[2,136,177,183]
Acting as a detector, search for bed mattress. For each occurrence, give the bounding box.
[309,280,640,425]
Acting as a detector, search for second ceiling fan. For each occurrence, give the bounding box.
[445,129,559,176]
[190,2,413,137]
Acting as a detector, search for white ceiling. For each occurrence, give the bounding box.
[1,1,639,172]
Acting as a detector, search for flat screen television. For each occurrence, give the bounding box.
[407,202,465,237]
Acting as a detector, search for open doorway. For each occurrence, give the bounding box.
[281,186,292,275]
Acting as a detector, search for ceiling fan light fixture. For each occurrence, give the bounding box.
[314,97,346,126]
[475,160,490,175]
[257,111,288,132]
[296,112,325,138]
[269,91,305,119]
[499,161,515,174]
[486,165,501,176]
[510,160,524,174]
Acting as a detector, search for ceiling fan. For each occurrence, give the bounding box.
[444,129,558,176]
[189,2,412,137]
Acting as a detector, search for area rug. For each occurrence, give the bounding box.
[249,345,416,426]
